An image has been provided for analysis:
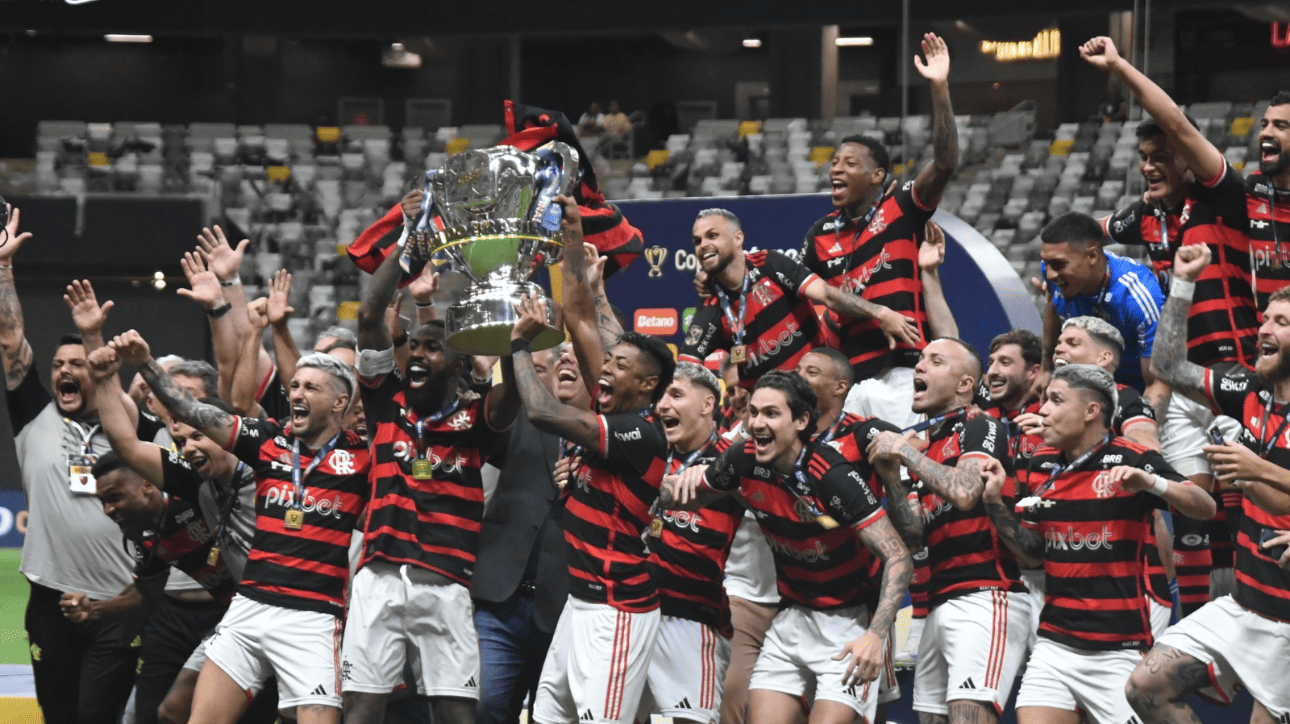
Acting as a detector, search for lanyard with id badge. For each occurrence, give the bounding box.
[66,420,101,495]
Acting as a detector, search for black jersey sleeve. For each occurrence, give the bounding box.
[225,416,281,471]
[1105,203,1147,246]
[959,414,1015,476]
[678,301,728,362]
[598,413,668,474]
[760,250,819,296]
[813,446,885,529]
[5,360,50,434]
[160,449,207,502]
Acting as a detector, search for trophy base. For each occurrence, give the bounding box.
[446,281,563,356]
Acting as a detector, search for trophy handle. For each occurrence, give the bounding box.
[530,142,581,233]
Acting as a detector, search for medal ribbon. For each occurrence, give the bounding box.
[211,462,246,552]
[1257,395,1290,460]
[1029,433,1113,501]
[818,412,847,444]
[63,418,100,457]
[714,266,753,347]
[291,434,341,514]
[414,398,462,460]
[900,407,967,435]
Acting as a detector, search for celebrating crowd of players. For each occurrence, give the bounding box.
[6,30,1290,724]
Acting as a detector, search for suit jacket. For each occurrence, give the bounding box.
[471,410,568,632]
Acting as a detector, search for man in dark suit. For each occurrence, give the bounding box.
[473,343,587,724]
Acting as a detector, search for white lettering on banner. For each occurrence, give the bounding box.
[0,507,12,537]
[674,249,698,272]
[763,533,831,562]
[660,509,702,533]
[264,484,344,519]
[746,321,803,368]
[1044,525,1115,551]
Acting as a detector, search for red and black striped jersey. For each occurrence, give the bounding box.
[910,411,1025,607]
[359,370,503,584]
[649,435,741,636]
[224,416,369,616]
[1104,162,1257,368]
[1018,437,1182,650]
[814,412,901,500]
[132,456,237,604]
[564,412,670,612]
[1113,384,1157,434]
[679,251,823,387]
[1211,489,1241,569]
[703,441,887,610]
[801,181,934,379]
[1244,171,1290,314]
[1202,369,1290,620]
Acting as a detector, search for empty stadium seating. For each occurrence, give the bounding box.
[6,99,1269,340]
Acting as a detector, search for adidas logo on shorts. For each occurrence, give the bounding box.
[581,710,595,721]
[466,677,477,688]
[958,677,977,690]
[311,684,327,696]
[675,698,692,710]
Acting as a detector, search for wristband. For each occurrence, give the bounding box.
[1149,474,1171,497]
[415,300,435,309]
[1169,278,1195,301]
[392,331,408,347]
[219,276,241,288]
[511,338,531,355]
[205,302,233,318]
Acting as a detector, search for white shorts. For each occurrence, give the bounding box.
[341,562,479,698]
[1015,638,1141,723]
[749,605,882,721]
[183,635,210,675]
[637,615,732,724]
[533,596,661,724]
[1160,395,1241,478]
[203,594,342,710]
[913,590,1033,716]
[1155,595,1290,716]
[1148,597,1172,641]
[1020,569,1045,654]
[843,367,918,430]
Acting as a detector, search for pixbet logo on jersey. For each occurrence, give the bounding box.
[264,484,344,519]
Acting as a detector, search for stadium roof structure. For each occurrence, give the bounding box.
[0,0,1258,38]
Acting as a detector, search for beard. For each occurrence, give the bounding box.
[1261,151,1290,178]
[404,372,456,415]
[1256,349,1290,385]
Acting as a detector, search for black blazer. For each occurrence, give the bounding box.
[471,410,568,632]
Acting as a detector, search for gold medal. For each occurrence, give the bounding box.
[207,546,220,566]
[649,517,664,538]
[411,458,434,480]
[284,509,304,530]
[730,345,746,364]
[816,514,839,530]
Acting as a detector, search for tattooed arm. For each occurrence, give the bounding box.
[511,295,601,448]
[0,206,35,391]
[981,459,1043,567]
[858,515,914,638]
[1151,245,1211,406]
[837,515,913,685]
[557,197,608,397]
[869,430,984,510]
[586,244,624,352]
[876,469,926,551]
[911,33,959,208]
[111,330,236,449]
[801,279,921,349]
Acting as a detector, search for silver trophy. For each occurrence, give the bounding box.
[405,141,579,355]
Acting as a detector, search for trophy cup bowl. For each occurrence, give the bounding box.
[406,142,579,355]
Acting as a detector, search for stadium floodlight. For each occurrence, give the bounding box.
[67,0,104,4]
[836,37,874,46]
[105,34,154,43]
[742,38,762,48]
